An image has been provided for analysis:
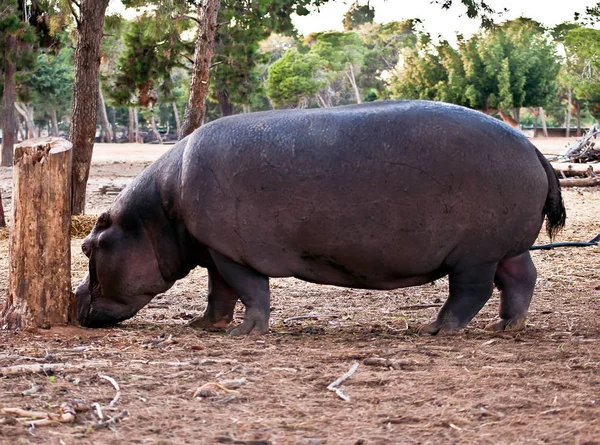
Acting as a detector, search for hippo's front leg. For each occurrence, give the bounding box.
[189,267,239,330]
[209,250,270,336]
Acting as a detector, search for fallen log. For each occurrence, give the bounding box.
[559,177,600,187]
[551,162,598,178]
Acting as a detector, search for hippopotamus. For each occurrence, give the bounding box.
[75,100,566,335]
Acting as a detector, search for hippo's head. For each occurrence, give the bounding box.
[75,204,178,327]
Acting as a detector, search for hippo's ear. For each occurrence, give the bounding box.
[142,212,190,282]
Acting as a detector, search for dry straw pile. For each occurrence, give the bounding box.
[0,214,97,241]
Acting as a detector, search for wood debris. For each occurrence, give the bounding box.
[327,362,359,401]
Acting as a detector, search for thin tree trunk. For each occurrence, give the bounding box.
[1,35,16,167]
[17,115,26,142]
[50,109,60,137]
[217,82,234,117]
[69,0,110,215]
[513,107,520,125]
[345,64,362,104]
[14,103,38,138]
[576,100,582,137]
[172,102,181,138]
[566,87,572,138]
[534,108,539,135]
[128,107,134,143]
[150,114,162,144]
[110,107,118,142]
[97,88,112,143]
[180,0,221,138]
[539,107,548,138]
[133,107,141,143]
[1,137,73,329]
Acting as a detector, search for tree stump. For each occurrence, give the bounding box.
[1,137,73,329]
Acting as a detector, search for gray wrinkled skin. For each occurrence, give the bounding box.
[75,100,565,335]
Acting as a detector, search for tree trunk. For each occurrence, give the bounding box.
[172,102,181,139]
[134,107,141,143]
[566,87,572,138]
[128,107,134,143]
[576,100,582,137]
[180,0,221,139]
[539,107,548,138]
[50,109,60,137]
[1,35,17,167]
[17,115,26,142]
[217,82,234,117]
[513,107,520,125]
[69,0,110,215]
[1,137,73,330]
[98,87,112,143]
[150,114,162,144]
[346,64,362,104]
[14,103,38,139]
[110,107,118,142]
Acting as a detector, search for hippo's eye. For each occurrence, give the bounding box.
[97,212,111,229]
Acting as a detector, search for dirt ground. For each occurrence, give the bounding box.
[1,138,599,445]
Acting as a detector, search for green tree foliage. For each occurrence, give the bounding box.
[562,26,600,122]
[391,18,560,112]
[266,48,324,108]
[343,1,375,31]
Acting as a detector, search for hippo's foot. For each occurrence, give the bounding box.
[417,320,462,336]
[188,314,232,331]
[485,316,527,332]
[227,308,269,336]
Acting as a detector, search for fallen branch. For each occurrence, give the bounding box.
[99,374,121,408]
[0,361,110,376]
[92,410,128,429]
[363,357,413,369]
[559,177,600,188]
[397,304,442,310]
[327,362,359,401]
[2,402,78,426]
[283,314,339,323]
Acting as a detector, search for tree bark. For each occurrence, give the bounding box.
[513,107,520,125]
[539,107,548,138]
[97,88,112,143]
[217,82,234,117]
[69,0,110,215]
[1,35,17,167]
[566,87,572,138]
[1,137,73,330]
[172,102,181,139]
[50,109,60,137]
[128,107,134,143]
[180,0,221,139]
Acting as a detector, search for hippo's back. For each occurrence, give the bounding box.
[180,101,547,289]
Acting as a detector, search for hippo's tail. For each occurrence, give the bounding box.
[535,149,566,240]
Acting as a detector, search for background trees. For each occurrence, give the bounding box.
[0,0,599,204]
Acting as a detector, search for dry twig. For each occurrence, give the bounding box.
[327,362,359,401]
[0,361,110,376]
[99,374,121,408]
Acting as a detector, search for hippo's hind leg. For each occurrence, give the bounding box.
[419,262,497,335]
[209,250,270,336]
[486,252,537,332]
[189,267,239,330]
